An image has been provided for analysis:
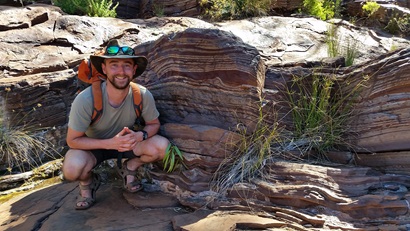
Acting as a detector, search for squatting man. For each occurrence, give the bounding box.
[62,39,169,210]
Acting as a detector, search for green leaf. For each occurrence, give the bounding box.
[168,151,175,173]
[165,143,171,157]
[175,146,183,160]
[163,143,171,169]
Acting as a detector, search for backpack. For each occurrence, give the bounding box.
[76,58,143,126]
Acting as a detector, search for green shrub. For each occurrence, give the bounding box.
[385,14,410,35]
[86,0,118,17]
[362,1,380,17]
[53,0,87,15]
[199,0,272,21]
[302,0,338,20]
[53,0,118,17]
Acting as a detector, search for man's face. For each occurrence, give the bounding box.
[102,58,137,90]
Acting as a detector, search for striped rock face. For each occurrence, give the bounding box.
[134,28,266,192]
[136,28,265,131]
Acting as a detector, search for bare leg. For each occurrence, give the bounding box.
[62,149,97,207]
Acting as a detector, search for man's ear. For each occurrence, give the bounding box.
[133,64,138,74]
[102,62,107,74]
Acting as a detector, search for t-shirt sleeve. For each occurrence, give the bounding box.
[68,88,93,132]
[140,86,160,122]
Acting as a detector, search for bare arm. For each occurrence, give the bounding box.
[66,127,131,151]
[140,117,161,139]
[66,118,161,152]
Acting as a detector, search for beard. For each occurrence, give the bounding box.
[108,75,132,90]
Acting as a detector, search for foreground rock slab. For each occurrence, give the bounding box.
[2,159,410,230]
[0,180,189,231]
[173,210,297,230]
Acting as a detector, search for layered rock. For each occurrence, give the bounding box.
[347,48,410,152]
[136,28,265,130]
[223,161,410,228]
[133,28,265,192]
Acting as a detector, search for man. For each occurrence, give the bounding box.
[62,40,169,210]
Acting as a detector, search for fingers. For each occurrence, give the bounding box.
[123,127,132,134]
[116,127,128,137]
[115,127,137,152]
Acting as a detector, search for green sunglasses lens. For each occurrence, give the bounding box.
[120,46,134,55]
[106,46,120,55]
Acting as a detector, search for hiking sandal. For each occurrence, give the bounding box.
[75,173,101,210]
[117,160,143,193]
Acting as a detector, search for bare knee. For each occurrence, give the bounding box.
[62,149,95,181]
[134,135,169,162]
[150,135,169,160]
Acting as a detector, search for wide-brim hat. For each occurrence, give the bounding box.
[90,39,148,79]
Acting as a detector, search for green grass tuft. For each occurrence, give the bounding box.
[286,70,367,158]
[326,23,359,66]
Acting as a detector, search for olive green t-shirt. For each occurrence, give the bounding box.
[68,82,159,139]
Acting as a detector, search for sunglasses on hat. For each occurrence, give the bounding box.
[106,46,135,56]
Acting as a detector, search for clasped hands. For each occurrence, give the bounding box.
[113,127,143,152]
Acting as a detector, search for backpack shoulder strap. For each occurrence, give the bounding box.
[129,82,143,119]
[90,81,103,125]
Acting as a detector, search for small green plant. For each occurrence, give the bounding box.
[385,17,401,34]
[163,143,185,173]
[153,3,165,17]
[385,14,410,35]
[53,0,118,17]
[326,23,339,58]
[349,16,358,25]
[397,15,410,33]
[362,1,380,18]
[326,23,358,66]
[390,43,398,51]
[344,37,359,66]
[1,88,61,173]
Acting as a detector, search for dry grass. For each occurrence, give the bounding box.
[211,101,284,194]
[1,89,61,174]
